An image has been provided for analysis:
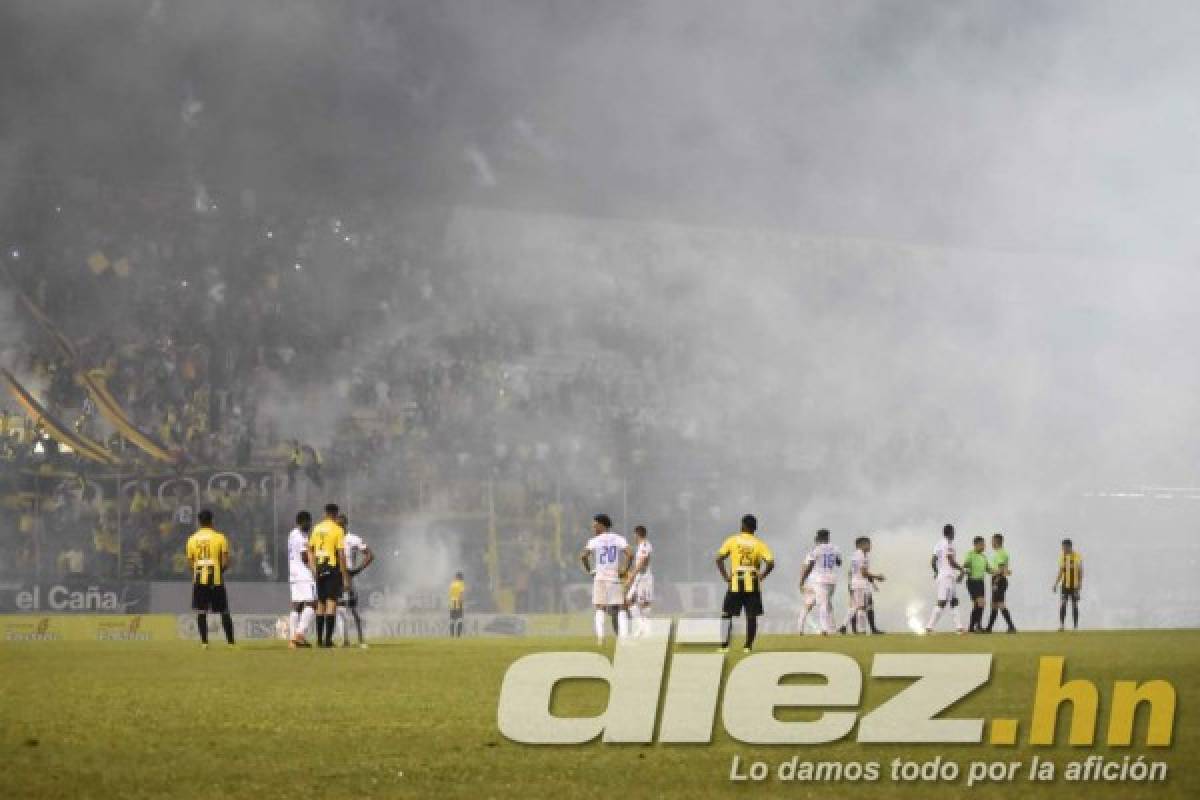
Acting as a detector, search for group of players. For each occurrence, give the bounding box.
[181,501,375,649]
[578,513,1087,651]
[580,514,656,644]
[284,503,375,648]
[186,504,1085,649]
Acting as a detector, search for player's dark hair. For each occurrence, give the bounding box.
[324,503,339,516]
[856,536,867,547]
[992,532,1004,544]
[973,536,985,544]
[943,524,955,537]
[593,513,611,529]
[1062,538,1072,547]
[634,525,647,535]
[455,571,463,579]
[296,511,311,526]
[741,514,757,532]
[197,509,213,526]
[816,528,830,542]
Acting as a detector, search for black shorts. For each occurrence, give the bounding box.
[722,589,764,617]
[991,575,1008,604]
[449,608,463,620]
[967,578,986,601]
[1060,587,1080,602]
[316,568,343,602]
[192,582,229,613]
[342,587,359,608]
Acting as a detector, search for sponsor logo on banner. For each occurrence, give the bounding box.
[0,581,150,614]
[176,614,282,640]
[3,617,60,641]
[0,614,174,641]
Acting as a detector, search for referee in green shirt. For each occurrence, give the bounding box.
[985,532,1016,633]
[963,537,992,632]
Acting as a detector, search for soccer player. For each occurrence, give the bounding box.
[925,523,965,634]
[797,532,820,634]
[716,514,775,652]
[337,513,374,648]
[799,529,842,636]
[625,525,654,637]
[1053,537,1083,631]
[840,536,886,634]
[448,572,466,637]
[580,514,632,646]
[186,509,235,648]
[985,532,1016,633]
[963,536,992,632]
[308,503,348,648]
[286,510,316,648]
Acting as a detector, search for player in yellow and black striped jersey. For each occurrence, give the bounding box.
[308,503,348,648]
[448,572,466,638]
[185,509,235,647]
[715,514,774,653]
[1052,538,1084,630]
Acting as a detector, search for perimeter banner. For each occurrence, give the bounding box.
[0,614,176,642]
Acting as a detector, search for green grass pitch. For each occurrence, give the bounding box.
[3,629,1196,799]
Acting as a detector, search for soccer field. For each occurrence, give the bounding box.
[3,629,1195,799]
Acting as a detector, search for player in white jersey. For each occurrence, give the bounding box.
[839,536,886,634]
[335,513,374,648]
[286,511,316,648]
[796,531,821,633]
[798,529,842,635]
[580,513,632,645]
[625,525,654,637]
[926,523,966,634]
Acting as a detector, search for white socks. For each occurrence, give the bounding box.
[951,606,964,631]
[594,609,606,641]
[629,605,642,636]
[617,608,630,638]
[298,606,314,638]
[857,609,869,634]
[927,606,943,630]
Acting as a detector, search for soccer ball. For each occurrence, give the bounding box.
[275,617,290,640]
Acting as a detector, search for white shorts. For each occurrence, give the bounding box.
[627,574,653,605]
[935,575,958,604]
[592,578,624,607]
[290,581,316,604]
[850,586,871,608]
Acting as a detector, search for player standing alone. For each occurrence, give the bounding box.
[799,529,841,636]
[985,532,1016,633]
[1053,538,1083,631]
[581,514,632,646]
[626,525,654,637]
[716,514,775,653]
[337,513,374,648]
[186,509,235,648]
[448,572,466,637]
[925,524,966,634]
[308,503,349,648]
[286,511,316,648]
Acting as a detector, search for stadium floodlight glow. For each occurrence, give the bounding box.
[9,247,19,259]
